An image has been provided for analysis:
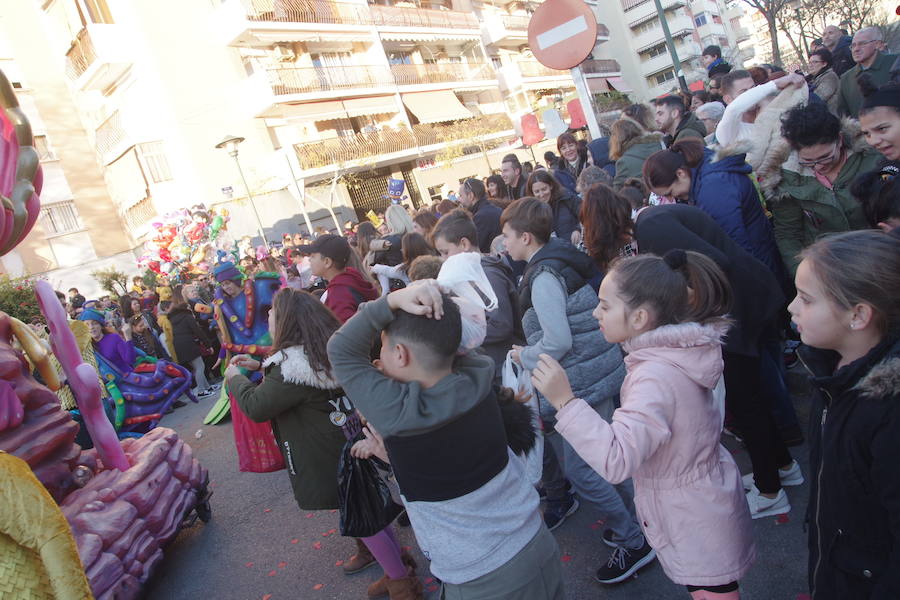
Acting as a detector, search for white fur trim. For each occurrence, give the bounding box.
[622,319,731,354]
[263,346,339,389]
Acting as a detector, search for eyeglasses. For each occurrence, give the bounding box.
[850,39,879,49]
[798,141,841,167]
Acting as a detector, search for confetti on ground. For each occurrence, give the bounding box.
[320,528,337,537]
[590,522,601,530]
[402,546,412,552]
[263,508,272,513]
[427,585,439,593]
[245,562,254,568]
[330,509,338,513]
[776,514,790,524]
[424,577,434,584]
[262,595,272,600]
[561,554,572,563]
[305,513,314,518]
[290,539,299,544]
[313,541,322,550]
[267,570,277,577]
[313,584,324,590]
[278,561,287,569]
[797,595,811,600]
[334,560,344,567]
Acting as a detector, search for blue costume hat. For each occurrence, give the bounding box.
[214,261,242,283]
[77,309,106,324]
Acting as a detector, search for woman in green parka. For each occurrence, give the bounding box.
[609,117,666,190]
[225,288,350,510]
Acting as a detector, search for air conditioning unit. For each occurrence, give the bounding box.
[273,45,296,62]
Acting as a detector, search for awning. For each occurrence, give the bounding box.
[587,77,610,92]
[379,31,480,42]
[401,90,473,124]
[607,76,633,93]
[281,101,347,120]
[343,96,398,117]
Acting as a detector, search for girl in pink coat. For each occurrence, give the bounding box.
[532,249,755,599]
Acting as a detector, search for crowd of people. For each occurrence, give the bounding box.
[48,23,900,600]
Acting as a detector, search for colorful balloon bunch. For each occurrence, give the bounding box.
[138,204,231,282]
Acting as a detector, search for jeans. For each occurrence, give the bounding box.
[544,412,643,549]
[759,338,799,432]
[188,355,210,391]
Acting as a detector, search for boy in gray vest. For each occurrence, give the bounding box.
[502,198,655,584]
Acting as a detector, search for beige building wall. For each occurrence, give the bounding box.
[0,1,131,280]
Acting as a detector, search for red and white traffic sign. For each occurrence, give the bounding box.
[527,0,598,70]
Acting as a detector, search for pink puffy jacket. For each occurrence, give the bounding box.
[556,320,755,586]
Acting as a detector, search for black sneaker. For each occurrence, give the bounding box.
[601,529,622,548]
[543,494,579,531]
[595,538,656,584]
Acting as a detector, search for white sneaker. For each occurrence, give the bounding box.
[746,486,790,519]
[741,460,804,490]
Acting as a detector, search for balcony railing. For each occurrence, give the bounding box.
[390,62,492,85]
[581,59,621,74]
[500,14,531,30]
[241,0,374,25]
[294,113,513,169]
[517,61,568,77]
[65,29,97,80]
[267,65,394,94]
[95,110,129,161]
[369,4,479,28]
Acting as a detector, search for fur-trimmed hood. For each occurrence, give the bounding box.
[857,356,900,399]
[620,133,664,156]
[623,319,730,390]
[263,345,339,389]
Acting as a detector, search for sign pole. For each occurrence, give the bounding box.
[570,65,602,139]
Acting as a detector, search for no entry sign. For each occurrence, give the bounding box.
[527,0,598,70]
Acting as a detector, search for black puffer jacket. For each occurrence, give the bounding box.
[167,306,209,364]
[801,336,900,599]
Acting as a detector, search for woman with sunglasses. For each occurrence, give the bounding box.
[769,101,882,275]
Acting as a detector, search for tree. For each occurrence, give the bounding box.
[779,0,892,64]
[740,0,793,65]
[91,267,129,297]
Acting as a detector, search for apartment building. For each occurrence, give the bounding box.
[589,0,750,100]
[2,0,620,249]
[0,8,134,295]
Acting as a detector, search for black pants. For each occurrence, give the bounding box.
[723,351,793,494]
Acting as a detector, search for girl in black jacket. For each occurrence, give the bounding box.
[787,230,900,599]
[168,292,216,398]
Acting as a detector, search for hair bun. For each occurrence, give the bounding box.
[663,249,688,271]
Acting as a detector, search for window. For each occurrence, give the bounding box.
[634,18,659,34]
[694,12,707,26]
[137,142,173,183]
[34,136,56,161]
[712,14,723,24]
[643,43,667,59]
[654,69,675,85]
[40,200,82,235]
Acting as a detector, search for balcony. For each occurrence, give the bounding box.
[517,61,569,78]
[293,113,513,170]
[622,0,684,12]
[95,110,130,165]
[216,0,374,46]
[389,63,495,87]
[501,14,531,30]
[370,3,480,39]
[266,65,394,95]
[581,59,621,75]
[64,24,132,91]
[639,44,699,76]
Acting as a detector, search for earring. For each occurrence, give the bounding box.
[849,323,856,330]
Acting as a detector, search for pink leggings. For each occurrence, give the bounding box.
[361,525,406,579]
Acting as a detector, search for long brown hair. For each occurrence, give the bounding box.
[401,232,435,267]
[356,221,378,257]
[609,118,647,161]
[642,139,705,189]
[525,169,562,202]
[612,251,733,326]
[580,183,634,272]
[270,288,342,377]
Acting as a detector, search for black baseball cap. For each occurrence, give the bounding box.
[298,234,350,265]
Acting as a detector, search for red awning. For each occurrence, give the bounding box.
[606,76,633,93]
[567,98,586,129]
[521,114,543,146]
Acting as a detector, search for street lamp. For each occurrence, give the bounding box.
[215,134,269,251]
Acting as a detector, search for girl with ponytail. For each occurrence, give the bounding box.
[531,250,754,599]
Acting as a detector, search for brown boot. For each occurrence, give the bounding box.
[367,554,418,598]
[343,538,376,574]
[385,571,424,600]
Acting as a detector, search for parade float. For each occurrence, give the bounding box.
[0,70,210,599]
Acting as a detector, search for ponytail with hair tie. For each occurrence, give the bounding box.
[663,249,688,271]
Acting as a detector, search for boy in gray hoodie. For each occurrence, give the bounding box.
[327,283,563,599]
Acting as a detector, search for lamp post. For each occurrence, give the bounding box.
[215,134,269,251]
